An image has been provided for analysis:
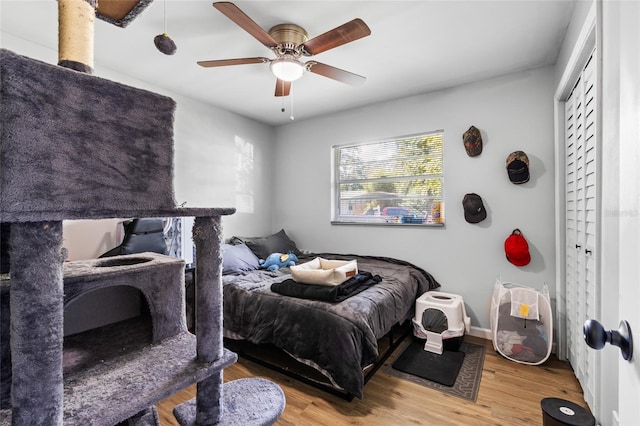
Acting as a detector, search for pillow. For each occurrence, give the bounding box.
[222,243,260,274]
[229,229,301,260]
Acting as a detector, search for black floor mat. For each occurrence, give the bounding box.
[392,338,465,386]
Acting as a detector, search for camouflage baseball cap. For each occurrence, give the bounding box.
[506,151,530,184]
[463,126,482,157]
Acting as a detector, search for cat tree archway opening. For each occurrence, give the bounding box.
[63,284,149,338]
[63,253,187,343]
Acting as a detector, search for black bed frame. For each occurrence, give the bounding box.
[223,321,411,401]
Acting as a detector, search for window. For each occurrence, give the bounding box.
[332,131,444,225]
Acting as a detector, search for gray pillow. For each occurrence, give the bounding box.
[222,243,260,274]
[229,229,301,260]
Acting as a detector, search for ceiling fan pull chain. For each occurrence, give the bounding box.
[281,80,286,113]
[290,85,294,121]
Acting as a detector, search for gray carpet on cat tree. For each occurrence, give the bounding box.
[0,49,176,220]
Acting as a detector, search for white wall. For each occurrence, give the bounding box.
[0,33,276,259]
[273,67,557,331]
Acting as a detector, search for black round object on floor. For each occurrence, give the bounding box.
[541,398,595,426]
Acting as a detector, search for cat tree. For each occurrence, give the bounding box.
[0,47,285,425]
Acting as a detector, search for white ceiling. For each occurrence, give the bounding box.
[1,1,575,126]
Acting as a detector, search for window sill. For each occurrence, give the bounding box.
[331,221,445,227]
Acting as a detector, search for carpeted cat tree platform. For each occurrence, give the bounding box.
[0,48,285,425]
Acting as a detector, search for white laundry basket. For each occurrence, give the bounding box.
[490,279,552,365]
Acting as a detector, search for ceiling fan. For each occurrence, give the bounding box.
[197,2,371,97]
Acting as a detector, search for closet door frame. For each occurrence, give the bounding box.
[553,1,599,413]
[563,50,598,408]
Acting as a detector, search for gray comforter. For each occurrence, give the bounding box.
[222,253,440,398]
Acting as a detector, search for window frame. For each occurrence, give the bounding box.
[331,130,445,227]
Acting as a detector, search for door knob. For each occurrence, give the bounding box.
[583,319,633,361]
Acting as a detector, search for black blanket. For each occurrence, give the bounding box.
[270,270,382,302]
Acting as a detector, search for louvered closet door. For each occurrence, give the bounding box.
[564,50,597,408]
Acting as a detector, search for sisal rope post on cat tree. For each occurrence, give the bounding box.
[57,0,96,74]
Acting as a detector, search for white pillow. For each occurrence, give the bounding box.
[290,257,358,286]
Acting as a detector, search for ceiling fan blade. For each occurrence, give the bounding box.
[307,62,366,86]
[302,18,371,56]
[197,57,270,68]
[275,79,291,97]
[213,2,279,49]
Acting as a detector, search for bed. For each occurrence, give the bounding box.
[220,230,440,399]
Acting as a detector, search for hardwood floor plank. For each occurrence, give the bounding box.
[157,336,590,425]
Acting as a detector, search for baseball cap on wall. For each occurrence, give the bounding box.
[462,193,487,223]
[463,126,483,157]
[504,229,531,266]
[506,151,530,184]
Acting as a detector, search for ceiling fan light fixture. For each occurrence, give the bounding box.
[270,57,305,82]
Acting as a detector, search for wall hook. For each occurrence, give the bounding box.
[583,319,633,361]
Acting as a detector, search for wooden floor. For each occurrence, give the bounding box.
[156,336,590,425]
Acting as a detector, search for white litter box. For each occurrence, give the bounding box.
[412,291,471,354]
[490,279,552,365]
